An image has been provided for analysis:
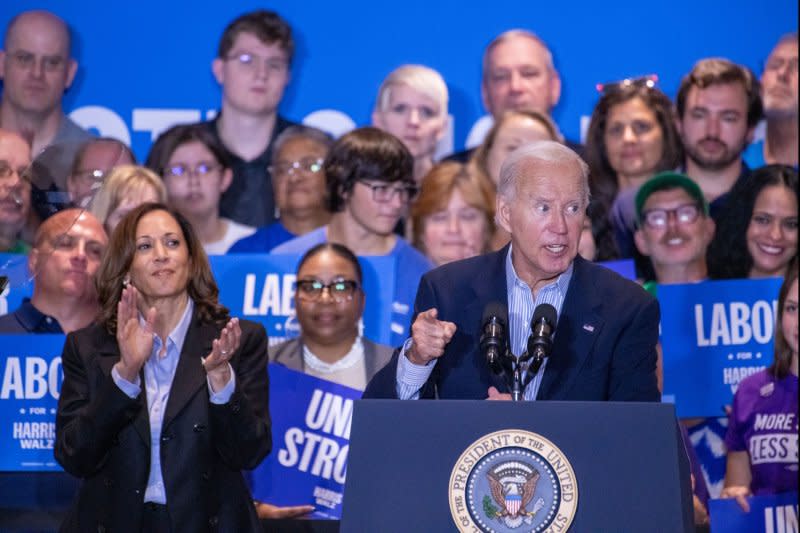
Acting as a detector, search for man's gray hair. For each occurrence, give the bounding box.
[497,140,590,203]
[482,29,556,80]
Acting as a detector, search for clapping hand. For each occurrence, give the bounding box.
[115,285,156,382]
[202,318,241,392]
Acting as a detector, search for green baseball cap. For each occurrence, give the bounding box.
[635,172,709,225]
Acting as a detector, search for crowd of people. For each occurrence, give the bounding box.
[0,6,796,532]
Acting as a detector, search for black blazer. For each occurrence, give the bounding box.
[364,247,660,401]
[55,311,271,533]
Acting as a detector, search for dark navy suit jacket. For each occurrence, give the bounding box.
[364,247,660,401]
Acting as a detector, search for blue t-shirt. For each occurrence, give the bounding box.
[228,221,296,253]
[272,226,432,346]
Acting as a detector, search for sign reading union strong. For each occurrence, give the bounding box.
[449,429,578,532]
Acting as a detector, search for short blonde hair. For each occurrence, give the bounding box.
[375,64,448,116]
[89,164,167,227]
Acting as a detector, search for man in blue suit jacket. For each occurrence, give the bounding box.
[364,141,659,401]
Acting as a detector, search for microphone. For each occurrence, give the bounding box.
[526,304,557,371]
[480,302,508,373]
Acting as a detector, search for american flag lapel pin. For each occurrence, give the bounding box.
[582,323,595,333]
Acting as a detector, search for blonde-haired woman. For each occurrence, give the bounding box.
[89,164,167,234]
[372,64,449,183]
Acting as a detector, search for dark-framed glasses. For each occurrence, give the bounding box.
[162,162,221,179]
[269,157,324,177]
[641,203,701,229]
[225,52,288,73]
[357,180,418,204]
[295,278,360,303]
[596,74,658,95]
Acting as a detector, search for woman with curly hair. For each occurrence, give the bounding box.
[708,165,798,280]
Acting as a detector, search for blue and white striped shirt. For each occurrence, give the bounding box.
[397,246,572,399]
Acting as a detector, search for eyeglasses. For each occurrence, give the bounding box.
[225,52,288,73]
[295,278,360,303]
[640,203,702,229]
[357,180,418,204]
[6,50,66,73]
[162,163,221,179]
[0,161,29,182]
[596,74,658,95]
[269,157,324,177]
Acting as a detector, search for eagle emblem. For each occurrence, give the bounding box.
[485,461,545,528]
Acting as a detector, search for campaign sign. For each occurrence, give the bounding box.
[660,278,782,418]
[597,258,636,280]
[0,334,65,471]
[0,253,34,317]
[249,364,361,519]
[709,492,798,533]
[209,254,394,346]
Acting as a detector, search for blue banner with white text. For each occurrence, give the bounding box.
[209,254,394,346]
[0,334,65,472]
[249,364,361,520]
[709,492,798,533]
[660,278,782,418]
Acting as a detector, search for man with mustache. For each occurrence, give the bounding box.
[633,172,715,293]
[676,58,762,218]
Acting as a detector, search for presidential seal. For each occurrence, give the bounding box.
[449,429,578,533]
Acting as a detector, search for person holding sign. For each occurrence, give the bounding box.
[272,242,393,389]
[55,203,271,532]
[255,243,394,519]
[721,261,798,511]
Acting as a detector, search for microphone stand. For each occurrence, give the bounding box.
[507,352,547,401]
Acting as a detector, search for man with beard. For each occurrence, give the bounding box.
[610,59,761,257]
[676,58,762,218]
[744,33,798,168]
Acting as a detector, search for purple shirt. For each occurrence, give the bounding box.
[724,370,799,495]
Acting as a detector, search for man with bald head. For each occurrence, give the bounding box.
[0,10,92,190]
[0,208,107,333]
[365,140,659,401]
[0,208,106,528]
[0,128,32,252]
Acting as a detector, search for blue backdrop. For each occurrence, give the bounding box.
[1,0,796,160]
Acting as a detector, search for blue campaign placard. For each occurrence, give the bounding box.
[0,334,66,472]
[597,258,636,280]
[210,254,394,346]
[659,278,782,418]
[709,492,798,533]
[0,253,34,317]
[249,364,362,520]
